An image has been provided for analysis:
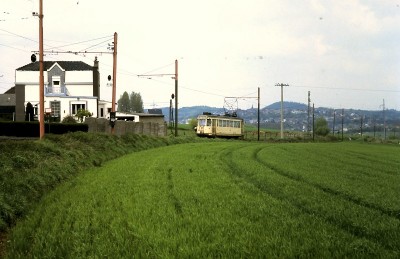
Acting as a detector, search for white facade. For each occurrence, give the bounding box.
[15,61,111,122]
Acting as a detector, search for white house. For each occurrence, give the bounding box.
[14,58,112,122]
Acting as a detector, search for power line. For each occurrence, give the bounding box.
[0,29,113,55]
[289,84,400,93]
[138,62,175,76]
[79,38,113,52]
[180,85,226,97]
[0,42,30,52]
[0,28,37,43]
[44,35,113,51]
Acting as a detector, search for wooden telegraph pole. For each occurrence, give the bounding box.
[312,103,315,141]
[257,87,260,141]
[38,0,45,139]
[174,60,178,137]
[111,32,118,134]
[276,83,289,139]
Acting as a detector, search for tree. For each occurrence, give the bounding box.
[189,118,197,129]
[76,109,92,122]
[130,92,144,113]
[117,91,144,113]
[315,117,330,136]
[117,91,131,113]
[25,102,34,121]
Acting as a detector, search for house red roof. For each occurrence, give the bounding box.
[16,61,93,71]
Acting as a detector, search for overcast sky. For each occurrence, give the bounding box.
[1,0,399,111]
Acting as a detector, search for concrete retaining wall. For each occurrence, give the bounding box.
[85,117,167,136]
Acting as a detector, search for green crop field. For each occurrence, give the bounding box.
[5,141,400,258]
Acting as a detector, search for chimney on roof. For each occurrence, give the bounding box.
[93,56,100,99]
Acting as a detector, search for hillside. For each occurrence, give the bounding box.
[265,101,308,110]
[158,102,400,133]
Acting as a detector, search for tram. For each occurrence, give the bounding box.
[196,112,244,138]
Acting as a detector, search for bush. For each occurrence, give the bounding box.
[189,118,198,129]
[315,117,330,136]
[62,115,77,123]
[0,121,88,137]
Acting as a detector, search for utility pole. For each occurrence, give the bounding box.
[169,97,173,127]
[37,0,44,140]
[383,99,386,140]
[312,103,315,141]
[360,115,363,136]
[257,87,260,141]
[373,117,376,138]
[332,109,336,136]
[307,91,311,134]
[174,60,178,137]
[111,32,118,134]
[276,83,289,139]
[341,108,344,141]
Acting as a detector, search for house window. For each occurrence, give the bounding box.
[72,103,86,114]
[52,76,61,86]
[49,76,62,94]
[100,108,104,117]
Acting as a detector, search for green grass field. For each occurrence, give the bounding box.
[5,141,400,258]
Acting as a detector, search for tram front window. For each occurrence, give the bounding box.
[207,119,212,126]
[198,119,206,126]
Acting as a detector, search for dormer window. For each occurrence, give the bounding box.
[52,76,61,86]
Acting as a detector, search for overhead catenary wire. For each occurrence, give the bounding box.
[44,35,113,52]
[0,42,29,52]
[137,61,176,77]
[0,28,37,43]
[79,38,113,52]
[0,28,114,57]
[274,84,400,93]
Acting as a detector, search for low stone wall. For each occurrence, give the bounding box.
[85,118,167,137]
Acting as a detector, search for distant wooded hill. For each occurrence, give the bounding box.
[157,102,399,132]
[264,101,308,110]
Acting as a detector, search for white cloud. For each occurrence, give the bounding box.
[333,1,380,33]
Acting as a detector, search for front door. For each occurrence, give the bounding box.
[50,101,61,122]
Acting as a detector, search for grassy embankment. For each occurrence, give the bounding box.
[4,141,400,258]
[0,131,212,233]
